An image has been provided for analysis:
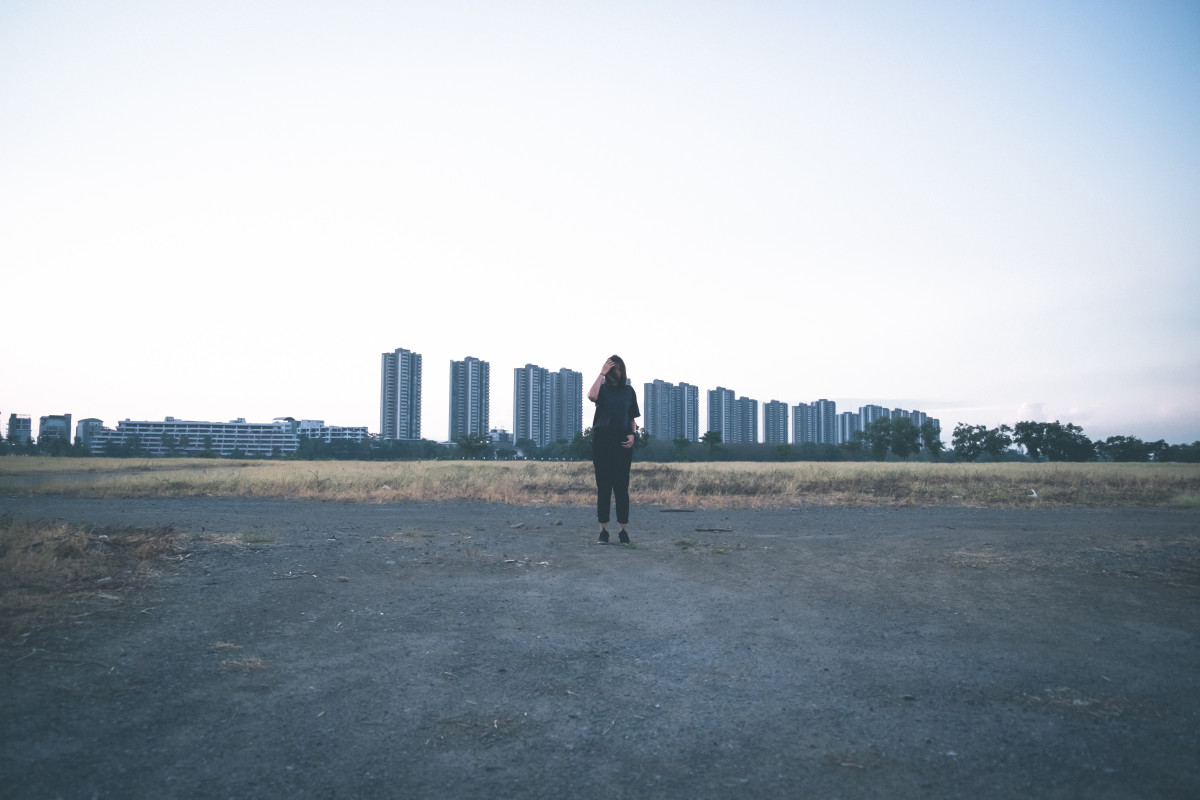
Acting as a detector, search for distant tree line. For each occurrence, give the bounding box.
[0,434,89,457]
[948,420,1200,463]
[2,421,1198,463]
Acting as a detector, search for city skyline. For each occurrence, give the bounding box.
[374,346,951,446]
[3,3,1197,446]
[8,355,949,449]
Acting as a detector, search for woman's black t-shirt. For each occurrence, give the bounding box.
[592,383,641,439]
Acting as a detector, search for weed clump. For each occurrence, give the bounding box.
[0,515,178,638]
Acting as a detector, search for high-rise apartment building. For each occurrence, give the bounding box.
[551,368,583,443]
[794,399,837,445]
[732,396,759,444]
[707,387,735,442]
[763,401,788,444]
[449,356,490,440]
[513,363,551,447]
[859,405,889,428]
[380,347,422,440]
[644,380,673,441]
[793,403,815,444]
[676,383,699,442]
[814,399,837,444]
[647,380,700,442]
[837,411,861,444]
[515,364,582,447]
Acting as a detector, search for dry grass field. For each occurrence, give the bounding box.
[0,515,179,637]
[2,457,1198,508]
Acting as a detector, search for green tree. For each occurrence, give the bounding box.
[981,424,1014,463]
[861,418,892,461]
[672,437,693,461]
[569,430,593,460]
[1014,420,1093,462]
[952,424,986,462]
[1160,441,1200,462]
[700,430,722,459]
[919,420,944,461]
[889,417,921,460]
[1040,422,1094,462]
[456,433,492,459]
[628,430,651,461]
[954,424,1014,462]
[1097,435,1150,462]
[1012,421,1047,460]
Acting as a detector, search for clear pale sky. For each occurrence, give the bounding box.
[3,1,1198,444]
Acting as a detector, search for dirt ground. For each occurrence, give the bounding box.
[1,496,1198,799]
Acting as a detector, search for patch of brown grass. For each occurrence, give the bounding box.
[3,458,1199,508]
[0,514,179,638]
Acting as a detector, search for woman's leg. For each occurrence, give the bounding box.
[592,436,613,525]
[613,446,633,527]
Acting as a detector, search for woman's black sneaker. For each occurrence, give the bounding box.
[618,531,630,545]
[597,531,609,544]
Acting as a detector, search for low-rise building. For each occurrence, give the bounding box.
[87,417,367,457]
[76,418,105,445]
[7,414,32,444]
[38,414,73,443]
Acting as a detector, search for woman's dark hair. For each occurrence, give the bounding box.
[606,354,628,385]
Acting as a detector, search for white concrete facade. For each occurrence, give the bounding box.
[86,417,367,457]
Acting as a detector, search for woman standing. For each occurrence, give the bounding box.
[587,355,640,544]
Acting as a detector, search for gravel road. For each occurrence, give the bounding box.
[2,497,1198,799]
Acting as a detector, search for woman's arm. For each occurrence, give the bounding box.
[587,359,614,403]
[621,391,638,449]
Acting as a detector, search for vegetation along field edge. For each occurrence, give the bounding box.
[1,459,1198,508]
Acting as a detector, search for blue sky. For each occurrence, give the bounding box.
[2,1,1198,444]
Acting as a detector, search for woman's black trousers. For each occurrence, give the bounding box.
[591,432,633,524]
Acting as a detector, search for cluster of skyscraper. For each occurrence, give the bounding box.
[645,385,939,446]
[380,347,938,449]
[380,347,583,447]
